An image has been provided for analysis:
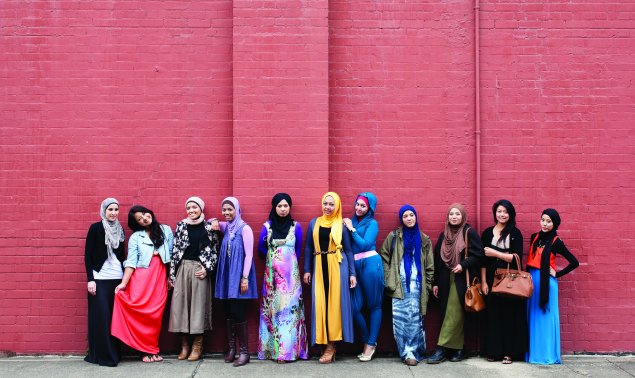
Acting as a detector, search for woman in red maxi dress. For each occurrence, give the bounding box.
[111,205,173,363]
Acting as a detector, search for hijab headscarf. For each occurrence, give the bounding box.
[100,198,125,253]
[184,196,206,225]
[351,192,377,231]
[269,193,294,240]
[312,192,344,344]
[399,204,422,292]
[312,192,343,262]
[222,197,246,241]
[533,208,561,310]
[440,203,468,269]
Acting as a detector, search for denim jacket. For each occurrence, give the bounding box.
[124,224,173,269]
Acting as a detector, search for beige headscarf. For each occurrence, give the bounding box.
[440,203,467,269]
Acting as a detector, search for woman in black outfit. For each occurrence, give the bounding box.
[84,198,126,367]
[479,200,527,364]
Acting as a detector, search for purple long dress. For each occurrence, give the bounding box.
[215,223,257,299]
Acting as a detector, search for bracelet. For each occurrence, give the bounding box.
[241,276,248,281]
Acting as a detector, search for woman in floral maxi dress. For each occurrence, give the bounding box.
[257,193,308,363]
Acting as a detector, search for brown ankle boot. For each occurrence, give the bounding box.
[233,322,250,367]
[177,335,190,360]
[224,319,236,363]
[187,335,203,361]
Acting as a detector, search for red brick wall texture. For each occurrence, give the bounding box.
[1,1,633,354]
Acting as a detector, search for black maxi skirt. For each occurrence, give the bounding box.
[482,293,528,360]
[85,279,121,367]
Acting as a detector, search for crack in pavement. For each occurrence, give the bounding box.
[188,360,203,378]
[607,359,635,377]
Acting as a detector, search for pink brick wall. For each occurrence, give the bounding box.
[478,0,635,353]
[0,0,633,354]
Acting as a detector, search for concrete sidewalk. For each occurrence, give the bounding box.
[0,354,633,378]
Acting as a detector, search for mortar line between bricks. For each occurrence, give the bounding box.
[188,360,203,378]
[607,359,635,377]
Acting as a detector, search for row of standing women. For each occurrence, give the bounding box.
[84,194,578,367]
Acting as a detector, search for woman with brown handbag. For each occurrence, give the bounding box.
[428,204,484,364]
[479,199,527,364]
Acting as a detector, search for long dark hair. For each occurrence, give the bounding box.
[128,205,165,248]
[492,199,516,245]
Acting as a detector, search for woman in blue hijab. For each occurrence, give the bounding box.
[379,204,434,366]
[343,192,382,361]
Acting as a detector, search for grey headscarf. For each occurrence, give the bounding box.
[100,198,125,253]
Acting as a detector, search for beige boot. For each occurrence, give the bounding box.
[187,335,203,361]
[177,335,190,360]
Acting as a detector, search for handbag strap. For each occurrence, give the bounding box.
[464,226,470,289]
[505,253,522,272]
[513,253,521,271]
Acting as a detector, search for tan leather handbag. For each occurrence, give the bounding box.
[491,253,534,299]
[463,227,485,312]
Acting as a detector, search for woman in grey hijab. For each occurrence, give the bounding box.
[84,198,126,367]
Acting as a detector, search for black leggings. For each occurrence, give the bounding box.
[226,299,247,323]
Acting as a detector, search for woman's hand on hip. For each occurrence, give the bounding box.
[195,266,207,280]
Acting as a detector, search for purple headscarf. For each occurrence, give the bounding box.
[222,196,246,241]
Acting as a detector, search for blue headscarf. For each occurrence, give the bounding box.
[351,192,377,230]
[399,204,422,292]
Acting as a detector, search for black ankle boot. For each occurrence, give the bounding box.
[449,349,465,362]
[427,347,446,364]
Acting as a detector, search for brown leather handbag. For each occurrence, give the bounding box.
[491,253,534,299]
[463,227,485,312]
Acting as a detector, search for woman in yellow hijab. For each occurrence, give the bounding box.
[303,192,357,363]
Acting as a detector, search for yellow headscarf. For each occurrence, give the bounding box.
[312,192,343,262]
[312,191,344,344]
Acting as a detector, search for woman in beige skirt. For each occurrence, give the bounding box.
[169,197,221,361]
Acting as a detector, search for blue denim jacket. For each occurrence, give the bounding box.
[124,224,173,269]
